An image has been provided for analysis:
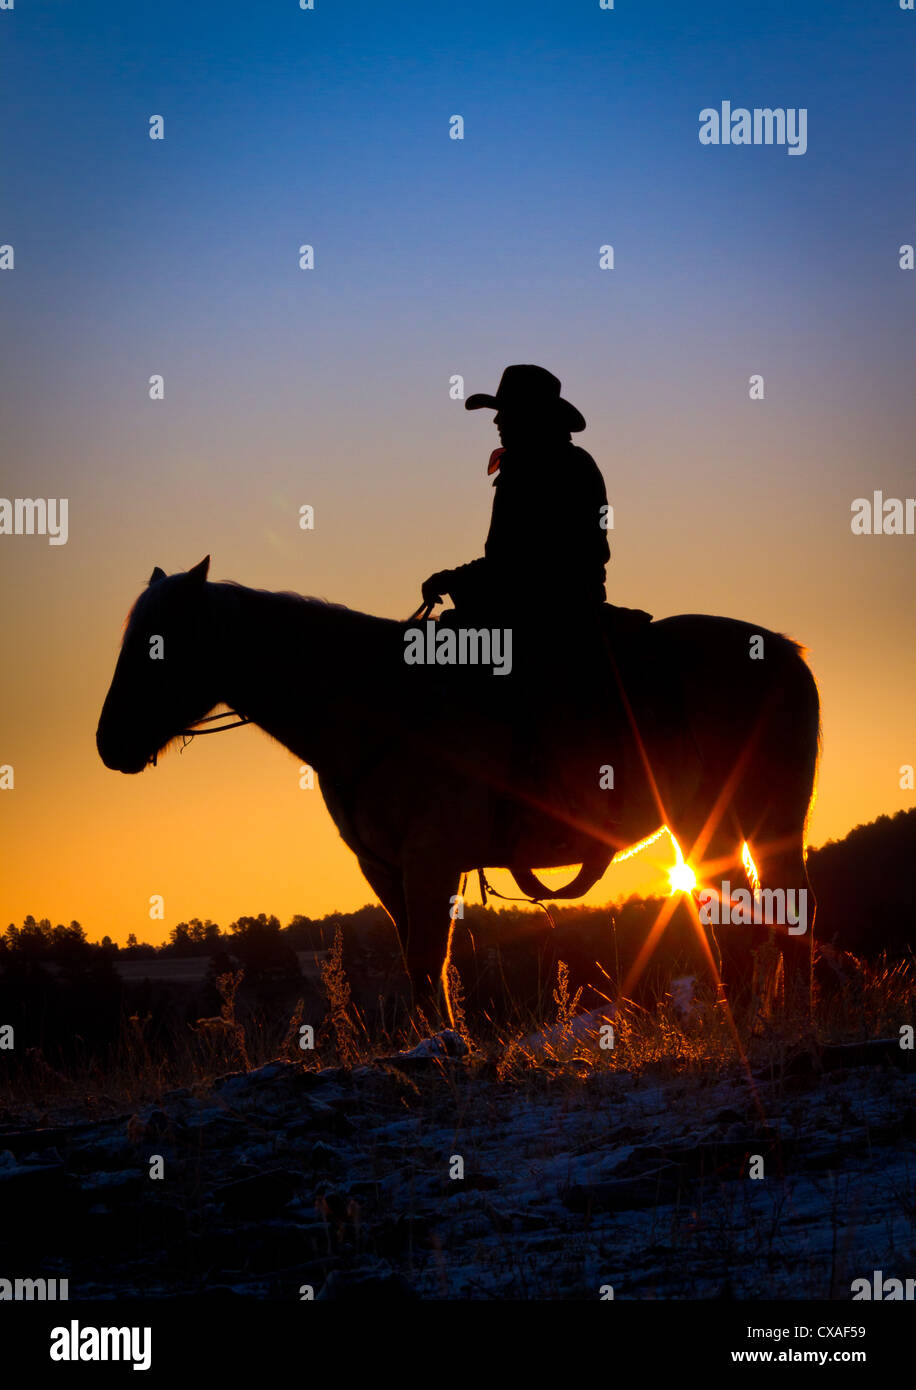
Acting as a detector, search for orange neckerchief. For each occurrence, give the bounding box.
[487,447,507,476]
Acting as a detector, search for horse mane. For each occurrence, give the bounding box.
[214,580,400,641]
[220,580,353,613]
[122,576,414,711]
[123,575,399,644]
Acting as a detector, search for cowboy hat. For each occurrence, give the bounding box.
[465,364,586,432]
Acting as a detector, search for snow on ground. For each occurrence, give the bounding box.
[1,1038,913,1299]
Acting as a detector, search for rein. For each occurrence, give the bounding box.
[178,710,251,749]
[477,868,558,930]
[170,603,431,770]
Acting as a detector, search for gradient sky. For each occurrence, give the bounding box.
[2,0,914,943]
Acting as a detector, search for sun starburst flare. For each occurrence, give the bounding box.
[667,838,697,895]
[742,840,760,892]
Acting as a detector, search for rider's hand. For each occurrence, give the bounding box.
[421,570,452,606]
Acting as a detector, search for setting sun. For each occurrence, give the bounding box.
[668,842,698,895]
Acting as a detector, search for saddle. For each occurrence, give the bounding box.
[486,603,656,886]
[431,601,653,664]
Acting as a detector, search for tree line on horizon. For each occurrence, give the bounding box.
[0,808,912,1071]
[3,806,915,966]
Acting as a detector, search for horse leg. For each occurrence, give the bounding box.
[738,762,817,1019]
[679,747,815,1021]
[736,644,819,1020]
[685,811,813,1020]
[671,812,748,1002]
[745,839,815,1021]
[357,855,410,986]
[680,807,784,1016]
[401,855,465,1027]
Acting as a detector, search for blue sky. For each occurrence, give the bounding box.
[2,0,914,935]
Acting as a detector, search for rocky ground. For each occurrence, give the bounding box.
[1,1033,914,1300]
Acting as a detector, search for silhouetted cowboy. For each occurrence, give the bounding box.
[422,365,610,625]
[420,365,617,851]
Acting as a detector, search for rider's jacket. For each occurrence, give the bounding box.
[446,442,610,621]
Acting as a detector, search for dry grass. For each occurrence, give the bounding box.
[1,946,913,1123]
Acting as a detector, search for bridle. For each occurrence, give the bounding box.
[179,710,251,739]
[148,598,428,767]
[148,709,251,767]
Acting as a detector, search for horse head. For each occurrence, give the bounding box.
[96,556,218,773]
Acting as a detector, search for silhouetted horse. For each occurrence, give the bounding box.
[97,559,820,1015]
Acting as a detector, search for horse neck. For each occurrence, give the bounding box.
[206,582,394,774]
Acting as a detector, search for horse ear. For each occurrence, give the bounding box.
[148,567,167,585]
[188,556,210,584]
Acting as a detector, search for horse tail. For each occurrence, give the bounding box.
[776,635,822,852]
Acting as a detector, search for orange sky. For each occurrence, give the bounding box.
[2,394,913,944]
[2,3,913,943]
